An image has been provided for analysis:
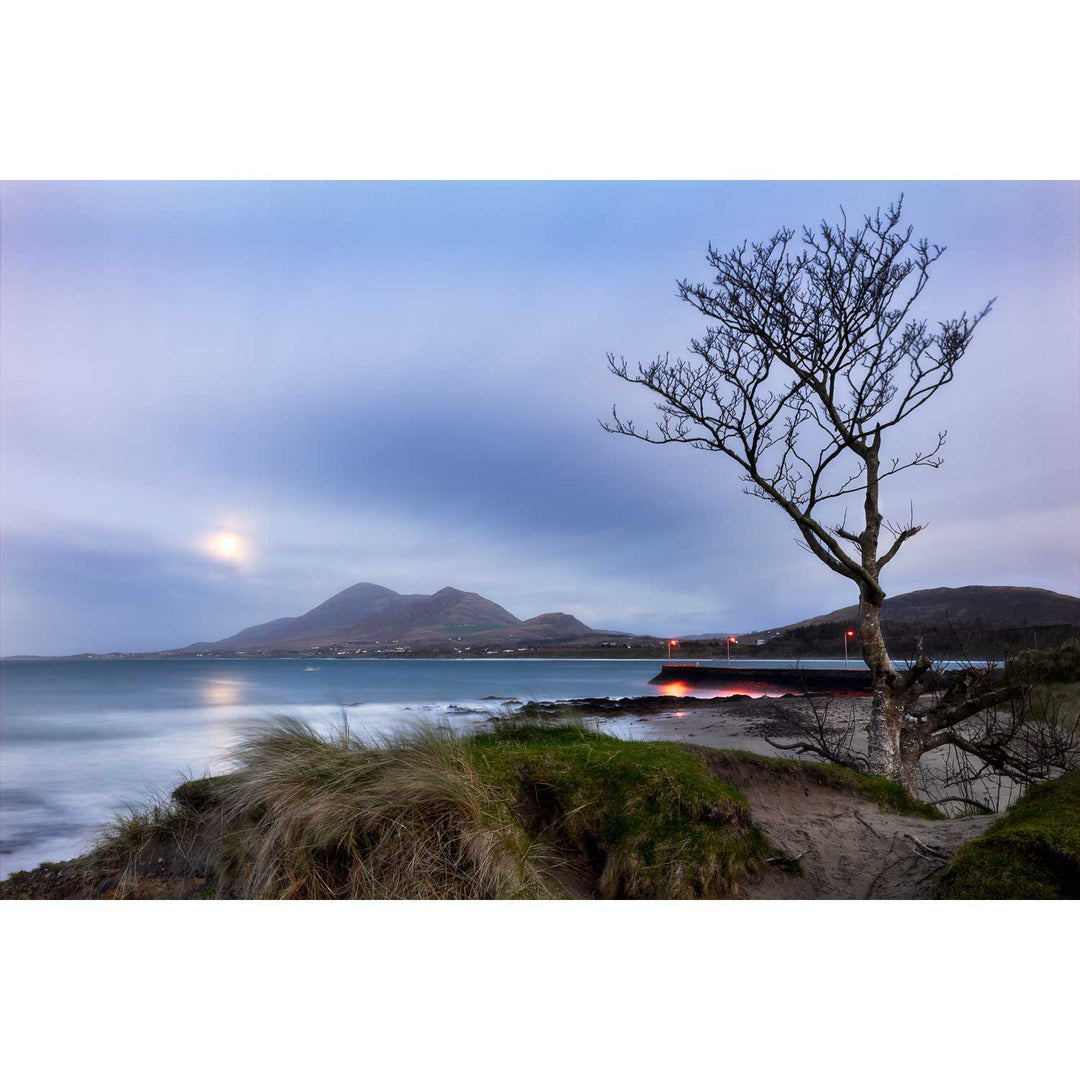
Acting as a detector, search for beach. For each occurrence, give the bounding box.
[0,657,1014,876]
[0,657,794,873]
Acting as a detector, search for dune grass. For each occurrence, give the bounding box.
[81,716,773,900]
[934,769,1080,899]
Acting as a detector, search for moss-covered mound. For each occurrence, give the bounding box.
[934,770,1080,899]
[472,722,772,897]
[1,719,774,900]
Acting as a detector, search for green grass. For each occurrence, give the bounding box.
[934,770,1080,899]
[470,720,772,898]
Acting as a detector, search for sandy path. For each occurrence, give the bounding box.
[697,750,994,898]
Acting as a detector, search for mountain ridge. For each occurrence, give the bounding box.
[8,583,1076,660]
[182,583,615,651]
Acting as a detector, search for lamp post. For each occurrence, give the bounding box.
[668,638,678,661]
[727,636,737,664]
[844,629,855,668]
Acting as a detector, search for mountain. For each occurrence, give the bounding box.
[210,583,401,648]
[769,586,1080,634]
[181,584,603,651]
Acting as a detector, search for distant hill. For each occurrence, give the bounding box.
[674,586,1080,644]
[768,586,1080,634]
[181,584,619,652]
[518,612,594,637]
[671,586,1080,661]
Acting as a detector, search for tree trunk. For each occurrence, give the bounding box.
[859,596,912,791]
[856,448,922,796]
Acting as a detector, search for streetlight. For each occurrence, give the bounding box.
[727,636,737,664]
[844,629,856,668]
[668,638,679,661]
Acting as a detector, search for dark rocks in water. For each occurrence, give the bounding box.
[516,695,731,718]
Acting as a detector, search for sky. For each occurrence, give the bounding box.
[2,181,1078,655]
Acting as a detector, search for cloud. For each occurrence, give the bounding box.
[2,181,1077,654]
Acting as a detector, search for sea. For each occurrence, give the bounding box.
[0,654,933,876]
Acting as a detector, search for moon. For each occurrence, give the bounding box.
[205,531,249,564]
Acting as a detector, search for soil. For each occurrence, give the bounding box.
[695,749,994,899]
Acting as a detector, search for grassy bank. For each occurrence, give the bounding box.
[9,713,1042,901]
[934,769,1080,899]
[8,717,778,900]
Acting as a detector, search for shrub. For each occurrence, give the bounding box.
[934,770,1080,899]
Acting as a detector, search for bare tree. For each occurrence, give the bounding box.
[603,196,1037,795]
[762,653,1078,807]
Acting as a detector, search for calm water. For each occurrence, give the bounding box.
[0,655,900,875]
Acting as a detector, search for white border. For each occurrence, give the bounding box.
[2,2,1078,179]
[2,900,1076,1075]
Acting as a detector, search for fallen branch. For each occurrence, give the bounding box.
[929,795,995,815]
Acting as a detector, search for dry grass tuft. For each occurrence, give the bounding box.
[212,717,569,898]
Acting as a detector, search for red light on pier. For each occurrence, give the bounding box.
[844,629,856,668]
[659,681,691,697]
[669,639,679,647]
[728,637,737,644]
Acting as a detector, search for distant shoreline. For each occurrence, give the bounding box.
[1,653,988,669]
